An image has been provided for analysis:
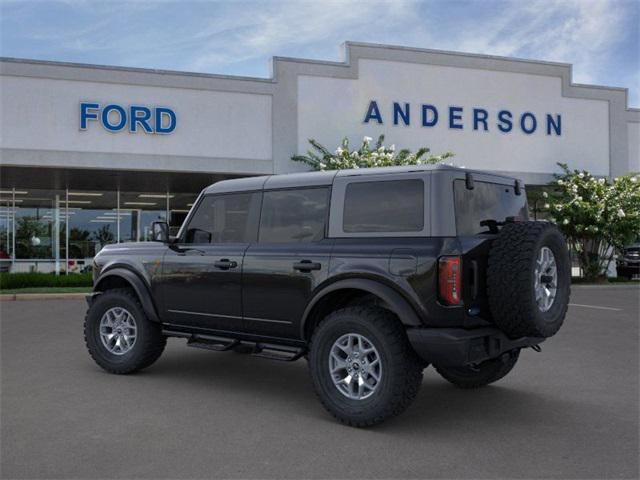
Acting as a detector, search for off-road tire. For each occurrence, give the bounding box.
[308,306,423,427]
[487,221,570,339]
[84,288,166,374]
[435,349,520,389]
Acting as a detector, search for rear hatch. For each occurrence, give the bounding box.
[453,177,529,324]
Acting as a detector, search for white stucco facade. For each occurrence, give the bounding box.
[1,41,638,185]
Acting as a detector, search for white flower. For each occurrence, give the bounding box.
[562,219,569,225]
[598,178,606,184]
[631,176,638,183]
[557,179,564,185]
[544,203,550,209]
[542,191,548,198]
[363,136,372,143]
[319,162,326,169]
[335,147,343,155]
[618,209,626,218]
[378,146,384,153]
[371,152,378,158]
[390,144,395,152]
[352,151,359,158]
[578,172,584,178]
[555,205,563,211]
[576,196,583,201]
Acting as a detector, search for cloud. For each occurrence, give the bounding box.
[1,0,637,103]
[184,0,418,72]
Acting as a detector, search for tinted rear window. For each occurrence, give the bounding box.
[343,179,424,233]
[454,180,528,235]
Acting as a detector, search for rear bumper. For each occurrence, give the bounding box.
[406,326,544,367]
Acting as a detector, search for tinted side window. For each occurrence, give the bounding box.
[259,188,329,243]
[185,192,260,244]
[343,179,424,233]
[454,180,529,235]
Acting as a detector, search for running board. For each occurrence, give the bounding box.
[251,343,305,362]
[187,334,239,352]
[162,329,305,361]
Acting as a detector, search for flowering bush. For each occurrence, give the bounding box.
[542,163,640,281]
[292,135,454,171]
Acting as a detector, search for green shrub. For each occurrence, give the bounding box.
[0,272,93,290]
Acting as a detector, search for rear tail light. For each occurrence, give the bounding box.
[438,256,462,306]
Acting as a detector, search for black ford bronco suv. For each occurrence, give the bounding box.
[85,165,570,426]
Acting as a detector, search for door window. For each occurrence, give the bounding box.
[259,188,329,243]
[184,192,260,244]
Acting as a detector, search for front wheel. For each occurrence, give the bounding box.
[84,288,166,374]
[308,306,423,427]
[435,349,520,389]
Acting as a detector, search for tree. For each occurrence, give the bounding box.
[92,225,115,249]
[543,163,640,281]
[292,134,453,171]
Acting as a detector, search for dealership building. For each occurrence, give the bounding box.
[0,41,638,273]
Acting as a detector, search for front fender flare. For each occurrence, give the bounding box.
[94,267,161,323]
[300,278,422,338]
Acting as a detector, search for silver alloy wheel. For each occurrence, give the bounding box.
[329,333,382,400]
[99,307,137,355]
[534,246,558,312]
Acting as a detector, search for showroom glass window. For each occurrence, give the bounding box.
[259,188,329,243]
[343,180,424,233]
[184,193,260,244]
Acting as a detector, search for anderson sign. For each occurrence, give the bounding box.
[363,100,562,136]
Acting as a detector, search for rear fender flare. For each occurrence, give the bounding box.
[300,278,422,338]
[94,267,161,323]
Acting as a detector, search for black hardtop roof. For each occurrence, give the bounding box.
[203,164,520,194]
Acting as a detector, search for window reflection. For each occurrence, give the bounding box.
[0,188,200,273]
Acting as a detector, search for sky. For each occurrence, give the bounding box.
[1,0,638,106]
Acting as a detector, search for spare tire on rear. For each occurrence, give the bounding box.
[487,221,570,339]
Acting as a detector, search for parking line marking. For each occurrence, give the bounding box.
[569,303,622,311]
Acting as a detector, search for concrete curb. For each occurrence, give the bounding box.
[572,284,640,289]
[0,293,89,301]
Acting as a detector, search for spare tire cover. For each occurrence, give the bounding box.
[487,221,571,339]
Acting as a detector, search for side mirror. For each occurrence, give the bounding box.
[152,221,170,243]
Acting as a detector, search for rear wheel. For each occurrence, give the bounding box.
[308,306,423,427]
[435,350,520,389]
[84,288,166,374]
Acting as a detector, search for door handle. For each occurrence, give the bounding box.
[293,260,322,272]
[214,259,238,270]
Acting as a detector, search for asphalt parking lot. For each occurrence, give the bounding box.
[1,286,638,479]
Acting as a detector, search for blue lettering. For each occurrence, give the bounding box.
[101,104,127,132]
[155,107,176,134]
[393,102,410,126]
[80,102,99,130]
[130,105,153,133]
[364,101,383,124]
[421,104,438,127]
[497,110,513,133]
[473,108,489,131]
[520,112,537,134]
[449,106,463,129]
[546,114,561,136]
